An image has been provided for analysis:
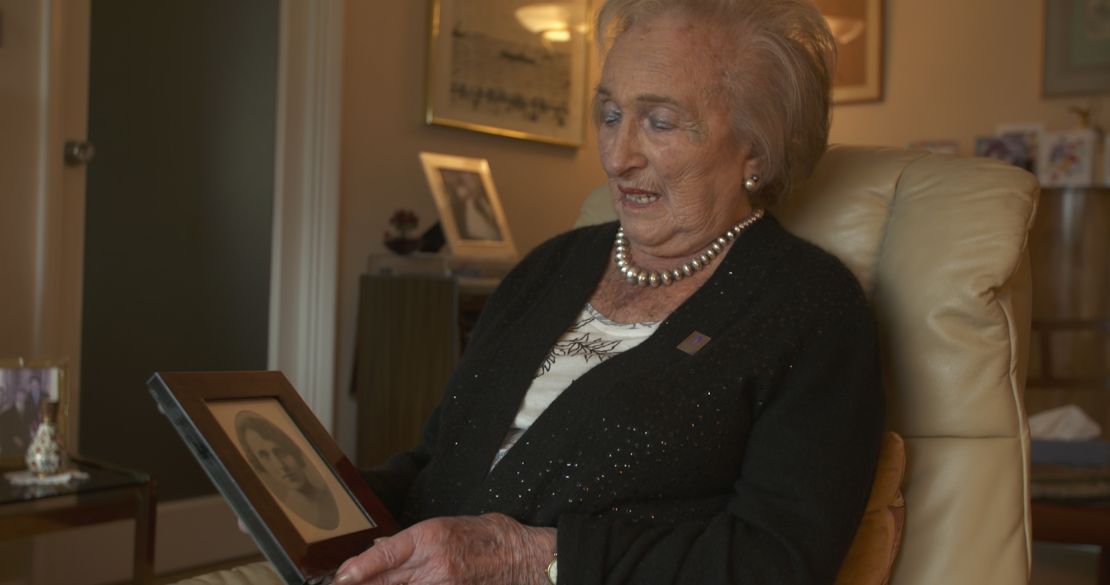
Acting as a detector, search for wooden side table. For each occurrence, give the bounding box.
[1032,500,1110,585]
[0,457,156,584]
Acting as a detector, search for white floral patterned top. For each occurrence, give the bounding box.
[492,304,659,468]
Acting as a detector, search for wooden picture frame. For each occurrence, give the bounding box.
[424,0,592,146]
[419,152,518,262]
[147,371,398,584]
[815,0,884,103]
[0,358,68,469]
[1043,0,1110,96]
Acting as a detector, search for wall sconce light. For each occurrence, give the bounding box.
[823,15,865,45]
[515,3,575,42]
[542,29,572,42]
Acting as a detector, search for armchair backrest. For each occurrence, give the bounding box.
[577,145,1038,585]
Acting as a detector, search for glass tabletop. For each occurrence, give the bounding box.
[0,457,151,507]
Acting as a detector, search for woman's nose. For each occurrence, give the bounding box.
[601,124,646,177]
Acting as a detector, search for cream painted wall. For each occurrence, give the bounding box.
[0,3,47,578]
[0,0,48,358]
[0,0,87,406]
[334,0,1107,453]
[335,0,606,451]
[828,0,1108,149]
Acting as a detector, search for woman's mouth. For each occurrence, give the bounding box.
[619,186,660,205]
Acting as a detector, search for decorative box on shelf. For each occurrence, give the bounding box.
[367,252,451,278]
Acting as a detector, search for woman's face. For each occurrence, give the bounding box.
[596,10,758,260]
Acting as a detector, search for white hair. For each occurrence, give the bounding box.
[597,0,836,205]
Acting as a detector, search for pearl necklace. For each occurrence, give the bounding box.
[614,208,765,288]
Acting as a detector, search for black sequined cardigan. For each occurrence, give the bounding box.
[366,215,884,585]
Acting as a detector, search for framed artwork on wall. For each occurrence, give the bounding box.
[0,358,68,468]
[419,152,518,262]
[425,0,592,146]
[815,0,884,103]
[1043,0,1110,96]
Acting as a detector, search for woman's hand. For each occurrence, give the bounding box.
[334,513,556,585]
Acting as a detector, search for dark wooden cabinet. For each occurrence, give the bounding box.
[1027,187,1110,583]
[353,274,495,468]
[1026,187,1109,424]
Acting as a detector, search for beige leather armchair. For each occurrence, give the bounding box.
[769,145,1036,585]
[583,144,1039,584]
[181,145,1038,584]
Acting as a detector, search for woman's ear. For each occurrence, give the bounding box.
[741,155,764,182]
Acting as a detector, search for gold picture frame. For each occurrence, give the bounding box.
[419,152,518,263]
[816,0,884,104]
[424,0,592,146]
[0,357,69,469]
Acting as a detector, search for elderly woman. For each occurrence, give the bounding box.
[337,0,882,583]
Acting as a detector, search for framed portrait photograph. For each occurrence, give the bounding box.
[419,152,518,262]
[147,371,398,584]
[424,0,592,146]
[1043,0,1110,96]
[814,0,884,103]
[0,358,67,468]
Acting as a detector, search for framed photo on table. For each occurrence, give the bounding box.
[814,0,884,103]
[0,358,67,468]
[1037,129,1098,188]
[1043,0,1110,96]
[147,371,398,585]
[424,0,592,146]
[419,152,518,262]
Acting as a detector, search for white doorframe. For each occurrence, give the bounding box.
[24,0,347,580]
[268,0,345,431]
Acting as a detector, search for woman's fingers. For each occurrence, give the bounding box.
[335,534,415,585]
[333,515,552,585]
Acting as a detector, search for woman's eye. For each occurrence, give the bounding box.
[602,107,622,125]
[648,116,676,131]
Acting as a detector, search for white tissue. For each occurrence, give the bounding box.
[1029,404,1102,441]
